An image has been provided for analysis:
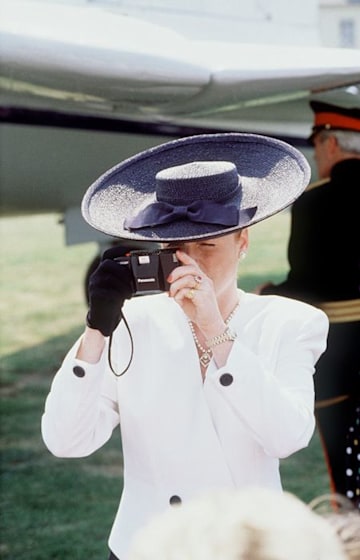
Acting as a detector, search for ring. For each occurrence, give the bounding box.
[194,275,203,284]
[187,288,196,300]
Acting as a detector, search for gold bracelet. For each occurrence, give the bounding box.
[206,327,237,349]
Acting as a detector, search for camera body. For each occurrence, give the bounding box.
[115,248,180,295]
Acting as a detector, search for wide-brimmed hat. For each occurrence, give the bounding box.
[308,101,360,144]
[81,133,310,242]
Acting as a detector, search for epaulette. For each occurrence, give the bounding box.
[305,177,330,192]
[314,298,360,323]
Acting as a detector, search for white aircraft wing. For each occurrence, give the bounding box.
[1,0,359,127]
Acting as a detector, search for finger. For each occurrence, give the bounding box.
[168,259,203,284]
[168,273,202,298]
[173,286,198,305]
[174,251,204,285]
[102,246,131,261]
[90,260,134,295]
[176,250,198,267]
[186,288,196,300]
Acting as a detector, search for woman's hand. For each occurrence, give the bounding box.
[167,250,225,335]
[86,247,134,336]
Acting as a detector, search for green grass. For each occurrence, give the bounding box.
[0,213,330,559]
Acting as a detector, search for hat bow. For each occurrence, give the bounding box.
[124,199,240,230]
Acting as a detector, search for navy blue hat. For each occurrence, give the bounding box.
[81,133,310,242]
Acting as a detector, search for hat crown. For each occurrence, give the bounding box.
[155,161,240,204]
[310,101,360,121]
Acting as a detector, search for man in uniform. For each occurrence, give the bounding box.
[258,101,360,508]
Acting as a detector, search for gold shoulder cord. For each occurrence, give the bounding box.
[315,299,360,324]
[305,177,330,192]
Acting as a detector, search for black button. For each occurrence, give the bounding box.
[169,495,182,505]
[219,373,233,386]
[73,366,85,378]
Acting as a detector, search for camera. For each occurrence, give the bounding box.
[115,248,180,295]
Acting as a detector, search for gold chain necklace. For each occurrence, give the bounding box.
[189,300,240,368]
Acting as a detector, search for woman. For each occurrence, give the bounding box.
[41,133,329,560]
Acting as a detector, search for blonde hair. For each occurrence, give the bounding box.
[327,512,360,560]
[128,487,346,560]
[309,494,360,560]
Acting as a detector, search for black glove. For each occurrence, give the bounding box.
[86,247,134,336]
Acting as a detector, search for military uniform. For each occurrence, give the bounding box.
[262,158,360,507]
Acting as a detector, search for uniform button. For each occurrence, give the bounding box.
[73,366,85,378]
[169,495,182,506]
[219,373,233,386]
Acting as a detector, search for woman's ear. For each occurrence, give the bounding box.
[237,228,249,259]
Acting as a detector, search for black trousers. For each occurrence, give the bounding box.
[109,551,119,560]
[314,320,360,509]
[316,398,359,503]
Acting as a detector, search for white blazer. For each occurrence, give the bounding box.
[42,290,328,559]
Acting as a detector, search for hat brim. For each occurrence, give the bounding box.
[81,133,310,242]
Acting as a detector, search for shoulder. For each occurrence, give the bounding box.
[305,178,330,193]
[234,292,328,361]
[332,157,360,178]
[239,292,328,328]
[295,177,331,206]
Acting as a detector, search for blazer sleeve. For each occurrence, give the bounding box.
[41,336,120,458]
[203,304,329,458]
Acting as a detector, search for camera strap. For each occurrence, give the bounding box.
[107,311,134,377]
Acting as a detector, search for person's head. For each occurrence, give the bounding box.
[167,229,249,297]
[128,487,346,560]
[309,494,360,560]
[326,512,360,560]
[81,133,310,247]
[308,101,360,178]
